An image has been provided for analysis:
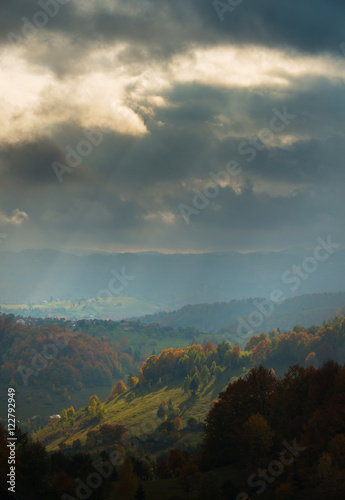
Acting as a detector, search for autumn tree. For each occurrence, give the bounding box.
[173,416,183,431]
[66,406,75,418]
[89,395,100,406]
[200,365,210,385]
[88,399,98,418]
[225,344,242,367]
[277,330,310,363]
[168,449,187,476]
[245,333,268,352]
[216,341,231,364]
[108,380,127,401]
[60,409,68,421]
[200,366,278,469]
[317,452,334,481]
[305,351,318,367]
[49,470,75,498]
[178,463,200,498]
[127,372,139,389]
[240,413,274,467]
[155,459,171,479]
[329,434,345,470]
[250,338,272,364]
[118,457,137,500]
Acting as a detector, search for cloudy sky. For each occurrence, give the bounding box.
[0,0,345,253]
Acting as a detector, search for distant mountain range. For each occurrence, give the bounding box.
[0,247,344,312]
[140,292,345,335]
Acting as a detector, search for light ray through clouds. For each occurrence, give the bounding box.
[0,0,344,253]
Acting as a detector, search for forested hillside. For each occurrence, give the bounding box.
[200,362,345,499]
[33,313,345,452]
[0,315,213,421]
[141,292,345,332]
[0,317,122,389]
[4,313,345,499]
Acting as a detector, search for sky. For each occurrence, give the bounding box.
[0,0,345,254]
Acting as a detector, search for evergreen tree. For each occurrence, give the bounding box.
[167,398,175,417]
[183,375,191,393]
[156,400,167,420]
[190,374,199,395]
[210,360,217,374]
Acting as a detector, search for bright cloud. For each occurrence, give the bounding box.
[0,209,29,226]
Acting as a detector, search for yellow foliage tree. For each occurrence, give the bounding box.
[66,406,75,418]
[88,399,97,417]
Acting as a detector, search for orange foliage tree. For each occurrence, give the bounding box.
[107,380,127,401]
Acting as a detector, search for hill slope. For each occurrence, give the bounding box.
[33,312,345,454]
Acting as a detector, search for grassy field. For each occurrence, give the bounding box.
[0,383,114,422]
[37,366,245,452]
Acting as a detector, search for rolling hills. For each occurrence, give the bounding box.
[32,312,345,455]
[141,291,345,333]
[1,247,345,310]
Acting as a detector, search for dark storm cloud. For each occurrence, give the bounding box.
[1,1,345,252]
[0,0,77,43]
[197,0,345,55]
[1,72,343,211]
[244,135,345,187]
[85,77,345,191]
[189,183,333,231]
[1,0,345,67]
[0,139,88,186]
